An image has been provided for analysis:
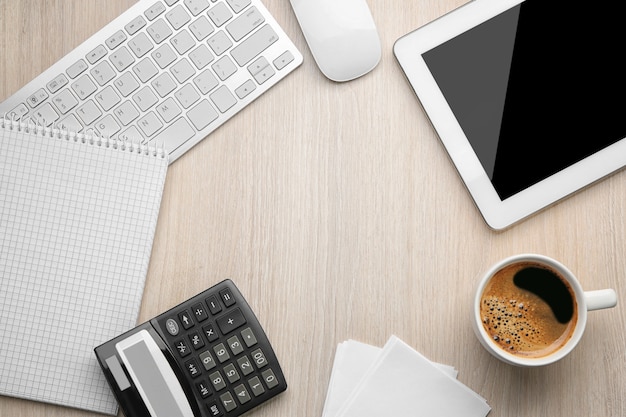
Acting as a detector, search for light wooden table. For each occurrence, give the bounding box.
[1,1,625,416]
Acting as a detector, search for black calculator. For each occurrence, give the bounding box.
[95,279,287,417]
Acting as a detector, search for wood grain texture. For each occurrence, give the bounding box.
[1,1,624,416]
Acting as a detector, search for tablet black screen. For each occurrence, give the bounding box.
[422,1,626,200]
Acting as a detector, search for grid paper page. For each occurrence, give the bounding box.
[0,122,167,414]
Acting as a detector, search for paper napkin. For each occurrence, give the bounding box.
[322,336,490,417]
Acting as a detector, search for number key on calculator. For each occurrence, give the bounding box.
[95,279,287,417]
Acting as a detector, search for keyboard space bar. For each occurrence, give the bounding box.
[150,118,195,154]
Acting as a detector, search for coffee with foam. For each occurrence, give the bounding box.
[479,261,578,358]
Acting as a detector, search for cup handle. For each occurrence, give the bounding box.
[585,289,617,311]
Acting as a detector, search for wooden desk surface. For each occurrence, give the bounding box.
[1,1,624,416]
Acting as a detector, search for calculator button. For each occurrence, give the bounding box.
[223,363,240,383]
[199,350,217,371]
[219,288,236,307]
[233,384,251,404]
[240,327,257,347]
[251,348,267,368]
[191,302,208,321]
[216,308,246,334]
[206,295,222,314]
[203,323,219,342]
[213,343,230,363]
[175,339,192,357]
[209,371,226,391]
[184,358,202,378]
[248,376,265,396]
[207,401,223,417]
[227,335,244,355]
[165,318,180,336]
[261,368,279,389]
[189,330,205,349]
[178,310,195,329]
[196,380,212,398]
[237,355,254,376]
[220,391,237,412]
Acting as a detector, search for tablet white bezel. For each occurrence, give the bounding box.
[393,0,626,230]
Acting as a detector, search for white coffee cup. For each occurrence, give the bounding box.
[472,254,617,367]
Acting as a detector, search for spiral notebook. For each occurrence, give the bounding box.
[0,116,168,414]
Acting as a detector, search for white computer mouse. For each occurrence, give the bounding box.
[289,0,381,82]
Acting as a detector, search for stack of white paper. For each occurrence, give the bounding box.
[322,336,491,417]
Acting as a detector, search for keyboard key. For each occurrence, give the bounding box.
[231,24,278,66]
[226,0,251,14]
[235,79,256,99]
[66,59,89,79]
[133,58,159,82]
[105,30,128,50]
[113,101,140,125]
[110,46,136,72]
[118,125,142,142]
[145,1,166,20]
[147,18,173,44]
[95,86,121,111]
[184,0,210,16]
[207,31,233,56]
[132,86,159,111]
[187,99,218,130]
[189,15,215,40]
[156,97,182,122]
[86,44,108,64]
[189,44,214,69]
[137,111,164,136]
[58,114,83,132]
[113,72,140,97]
[252,64,274,84]
[193,69,219,94]
[212,56,237,81]
[152,43,177,68]
[273,50,294,70]
[95,114,121,136]
[26,89,48,108]
[31,103,59,126]
[91,61,117,86]
[51,89,78,114]
[125,15,147,35]
[170,58,196,83]
[151,72,177,97]
[171,30,196,55]
[7,103,29,119]
[166,4,191,30]
[210,85,236,113]
[46,74,69,94]
[128,32,154,58]
[71,74,98,100]
[226,6,264,42]
[151,117,195,151]
[174,84,200,108]
[208,3,233,27]
[76,100,102,125]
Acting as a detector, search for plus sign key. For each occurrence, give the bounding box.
[216,308,247,335]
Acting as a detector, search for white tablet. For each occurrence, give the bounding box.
[394,0,626,230]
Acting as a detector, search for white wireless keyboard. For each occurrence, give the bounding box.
[0,0,302,163]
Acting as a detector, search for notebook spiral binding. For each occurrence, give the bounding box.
[1,112,167,160]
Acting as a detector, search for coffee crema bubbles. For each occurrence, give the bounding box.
[479,262,578,358]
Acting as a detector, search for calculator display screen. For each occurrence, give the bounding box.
[421,0,626,200]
